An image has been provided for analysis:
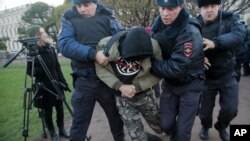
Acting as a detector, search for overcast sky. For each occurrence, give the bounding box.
[0,0,64,11]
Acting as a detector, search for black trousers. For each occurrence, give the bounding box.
[160,85,201,141]
[70,77,124,141]
[199,76,239,129]
[44,100,64,131]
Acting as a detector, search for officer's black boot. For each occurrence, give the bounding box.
[169,131,176,141]
[49,130,60,141]
[214,123,230,141]
[164,131,171,136]
[199,127,209,140]
[59,128,70,139]
[146,132,162,141]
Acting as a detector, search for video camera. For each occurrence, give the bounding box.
[2,37,40,68]
[17,37,40,55]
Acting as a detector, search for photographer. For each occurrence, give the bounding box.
[27,25,70,141]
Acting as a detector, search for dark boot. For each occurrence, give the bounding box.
[214,123,230,141]
[49,130,60,141]
[199,127,209,140]
[164,131,171,136]
[59,128,70,139]
[169,131,176,141]
[147,132,162,141]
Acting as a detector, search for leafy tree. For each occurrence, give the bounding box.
[0,41,7,50]
[55,0,73,28]
[21,2,57,45]
[186,0,250,16]
[53,0,250,30]
[247,17,250,25]
[0,37,8,50]
[22,2,51,24]
[100,0,158,28]
[17,26,28,39]
[98,0,250,27]
[222,0,250,13]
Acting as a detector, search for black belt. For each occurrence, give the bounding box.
[71,61,94,68]
[165,75,196,86]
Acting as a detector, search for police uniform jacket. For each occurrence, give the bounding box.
[58,3,122,79]
[151,8,204,91]
[197,11,247,80]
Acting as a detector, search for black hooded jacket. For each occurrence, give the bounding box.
[27,44,68,108]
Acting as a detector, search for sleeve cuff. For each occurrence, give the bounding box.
[114,81,124,91]
[89,49,97,61]
[212,38,219,48]
[134,83,142,93]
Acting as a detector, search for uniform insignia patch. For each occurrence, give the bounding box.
[183,42,193,57]
[115,59,141,75]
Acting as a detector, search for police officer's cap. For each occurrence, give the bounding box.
[197,0,221,8]
[156,0,184,7]
[72,0,98,5]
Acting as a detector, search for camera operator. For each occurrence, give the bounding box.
[26,25,70,141]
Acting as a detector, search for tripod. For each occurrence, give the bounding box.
[21,51,72,141]
[2,37,92,141]
[2,41,72,140]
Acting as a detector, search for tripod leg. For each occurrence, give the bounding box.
[36,55,73,116]
[22,88,32,140]
[38,108,48,139]
[61,92,73,115]
[42,86,73,116]
[22,89,28,140]
[22,56,37,141]
[35,50,93,141]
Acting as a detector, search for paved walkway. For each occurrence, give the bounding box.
[55,76,250,141]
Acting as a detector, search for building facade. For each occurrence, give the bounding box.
[0,4,30,53]
[243,8,250,25]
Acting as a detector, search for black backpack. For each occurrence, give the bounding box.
[103,30,127,57]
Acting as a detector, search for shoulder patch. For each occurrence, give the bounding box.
[183,42,193,57]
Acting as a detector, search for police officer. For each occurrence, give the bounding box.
[196,0,247,141]
[58,0,125,140]
[150,0,204,141]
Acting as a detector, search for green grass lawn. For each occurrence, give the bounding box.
[0,58,73,141]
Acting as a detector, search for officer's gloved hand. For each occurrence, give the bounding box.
[64,85,71,92]
[63,83,71,92]
[59,82,71,92]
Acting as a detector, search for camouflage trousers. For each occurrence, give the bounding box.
[115,89,161,141]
